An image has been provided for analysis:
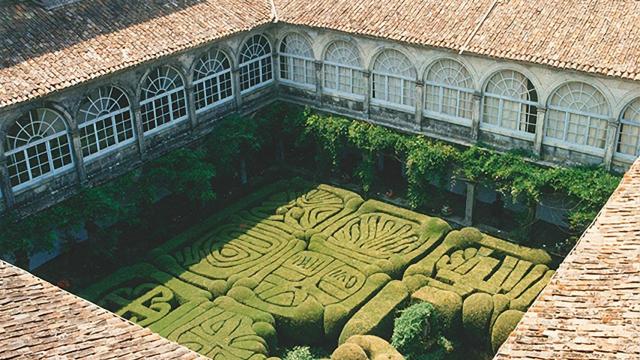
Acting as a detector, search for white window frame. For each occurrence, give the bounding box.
[139,67,188,135]
[481,71,538,140]
[481,93,538,139]
[424,59,475,126]
[371,72,416,112]
[5,109,74,192]
[616,99,640,161]
[544,82,610,154]
[193,50,234,114]
[78,87,136,161]
[239,35,274,94]
[322,41,366,100]
[279,34,315,90]
[371,50,417,112]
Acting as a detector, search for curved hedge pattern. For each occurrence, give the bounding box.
[81,180,553,358]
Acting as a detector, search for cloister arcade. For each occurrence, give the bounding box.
[1,25,639,212]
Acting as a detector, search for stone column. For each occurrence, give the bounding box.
[186,82,198,131]
[534,107,547,155]
[463,180,476,226]
[0,144,15,209]
[603,117,620,170]
[363,70,372,119]
[273,52,280,85]
[132,102,146,160]
[471,92,482,141]
[233,67,243,110]
[70,126,88,186]
[314,60,323,104]
[414,81,424,130]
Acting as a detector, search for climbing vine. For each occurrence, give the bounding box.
[0,103,622,267]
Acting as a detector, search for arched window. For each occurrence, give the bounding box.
[279,33,315,86]
[193,49,233,113]
[323,41,365,97]
[372,49,417,108]
[140,66,188,133]
[78,86,135,159]
[546,82,610,149]
[618,98,640,157]
[5,108,73,189]
[483,70,538,134]
[239,34,273,93]
[425,59,474,121]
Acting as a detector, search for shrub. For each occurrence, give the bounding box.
[391,302,453,360]
[283,346,317,360]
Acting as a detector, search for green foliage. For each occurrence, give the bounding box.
[391,302,453,360]
[405,137,460,208]
[0,146,218,261]
[205,113,266,177]
[299,109,620,241]
[1,102,621,265]
[458,147,544,205]
[304,112,350,171]
[145,148,216,203]
[283,346,317,360]
[543,166,620,231]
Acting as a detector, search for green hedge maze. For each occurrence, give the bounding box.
[82,180,555,358]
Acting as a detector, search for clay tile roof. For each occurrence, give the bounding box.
[275,0,640,81]
[274,0,493,52]
[494,158,640,359]
[0,0,273,109]
[0,260,207,359]
[2,0,640,110]
[464,0,640,81]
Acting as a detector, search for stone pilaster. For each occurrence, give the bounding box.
[534,107,547,155]
[603,117,620,170]
[132,102,146,160]
[186,83,198,131]
[233,67,243,110]
[414,81,424,129]
[363,70,372,119]
[314,60,323,104]
[471,92,482,141]
[69,126,87,186]
[0,144,15,209]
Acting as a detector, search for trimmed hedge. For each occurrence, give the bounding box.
[339,280,409,345]
[333,335,403,360]
[82,183,553,358]
[83,182,453,356]
[405,227,555,353]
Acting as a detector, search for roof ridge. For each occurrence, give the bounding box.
[459,0,500,55]
[270,0,279,22]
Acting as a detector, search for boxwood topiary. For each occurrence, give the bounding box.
[339,280,409,345]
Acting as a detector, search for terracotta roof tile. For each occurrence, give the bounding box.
[494,158,640,359]
[0,0,272,109]
[464,0,640,81]
[0,260,207,359]
[2,0,640,109]
[275,0,491,51]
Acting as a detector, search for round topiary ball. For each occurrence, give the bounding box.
[491,310,524,352]
[411,285,463,333]
[331,343,368,360]
[462,292,494,348]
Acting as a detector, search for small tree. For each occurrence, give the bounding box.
[391,302,453,360]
